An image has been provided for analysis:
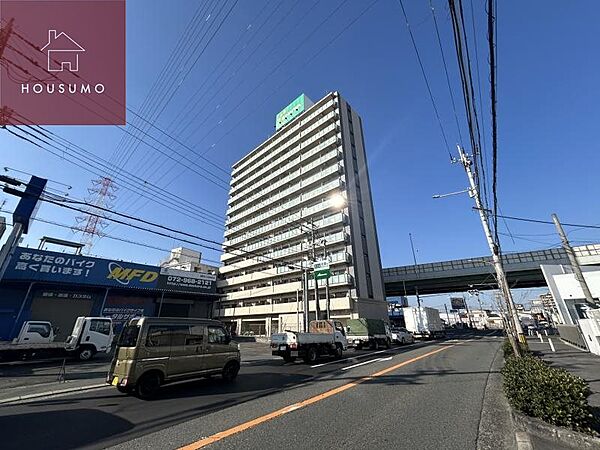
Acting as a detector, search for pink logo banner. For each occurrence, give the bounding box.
[0,0,126,125]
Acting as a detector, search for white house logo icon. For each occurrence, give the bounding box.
[40,30,85,72]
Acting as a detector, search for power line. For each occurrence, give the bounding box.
[397,0,453,160]
[457,0,488,210]
[7,120,226,228]
[448,0,487,204]
[429,0,464,145]
[112,0,236,178]
[3,19,232,182]
[475,208,600,230]
[113,1,289,217]
[109,0,216,178]
[179,0,307,147]
[487,0,499,246]
[4,124,226,230]
[193,0,351,152]
[1,54,230,190]
[1,209,306,277]
[167,0,287,137]
[27,193,307,271]
[0,211,226,267]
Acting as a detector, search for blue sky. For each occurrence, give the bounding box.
[2,0,600,310]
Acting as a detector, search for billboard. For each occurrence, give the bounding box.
[450,297,466,310]
[4,247,216,294]
[157,267,216,294]
[275,94,314,130]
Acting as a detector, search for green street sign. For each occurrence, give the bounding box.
[314,269,331,280]
[313,258,331,280]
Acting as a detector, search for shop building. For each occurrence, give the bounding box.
[0,247,218,341]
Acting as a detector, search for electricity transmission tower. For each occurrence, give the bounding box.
[74,177,117,254]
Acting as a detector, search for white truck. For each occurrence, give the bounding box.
[271,320,347,364]
[0,316,114,361]
[402,307,445,339]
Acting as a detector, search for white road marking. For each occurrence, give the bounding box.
[310,349,391,368]
[341,356,393,371]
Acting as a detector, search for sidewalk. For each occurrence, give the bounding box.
[0,377,108,404]
[527,336,600,418]
[0,342,271,405]
[0,355,112,404]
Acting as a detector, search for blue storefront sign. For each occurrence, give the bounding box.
[4,247,216,294]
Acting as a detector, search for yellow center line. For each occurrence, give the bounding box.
[179,341,468,450]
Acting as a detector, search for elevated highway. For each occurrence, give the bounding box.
[383,244,600,296]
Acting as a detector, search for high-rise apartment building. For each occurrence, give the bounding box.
[216,92,387,336]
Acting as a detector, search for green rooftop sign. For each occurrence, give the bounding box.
[275,94,313,130]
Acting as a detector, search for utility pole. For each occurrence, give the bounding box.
[0,175,47,281]
[444,303,450,326]
[309,219,321,320]
[552,213,597,307]
[302,259,309,331]
[320,238,331,321]
[463,295,474,328]
[457,146,523,353]
[468,288,484,328]
[296,289,300,332]
[409,233,422,309]
[409,233,424,334]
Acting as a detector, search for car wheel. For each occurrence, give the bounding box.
[385,338,391,349]
[222,361,240,382]
[304,346,318,364]
[135,372,161,399]
[116,385,131,394]
[401,337,405,345]
[334,343,343,359]
[77,346,95,361]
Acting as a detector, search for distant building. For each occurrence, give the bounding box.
[216,92,388,336]
[540,264,600,325]
[160,247,218,275]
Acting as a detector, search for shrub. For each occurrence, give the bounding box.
[502,338,530,359]
[502,355,595,432]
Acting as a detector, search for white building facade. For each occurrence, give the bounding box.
[160,247,218,275]
[216,92,388,336]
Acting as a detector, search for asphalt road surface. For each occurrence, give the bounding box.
[0,330,503,450]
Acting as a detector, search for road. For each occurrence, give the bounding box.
[0,331,504,450]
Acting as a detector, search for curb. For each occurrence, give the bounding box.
[477,343,517,450]
[512,410,600,449]
[0,383,108,405]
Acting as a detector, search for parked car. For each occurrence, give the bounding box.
[107,317,240,398]
[345,318,391,349]
[0,316,113,361]
[391,327,414,345]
